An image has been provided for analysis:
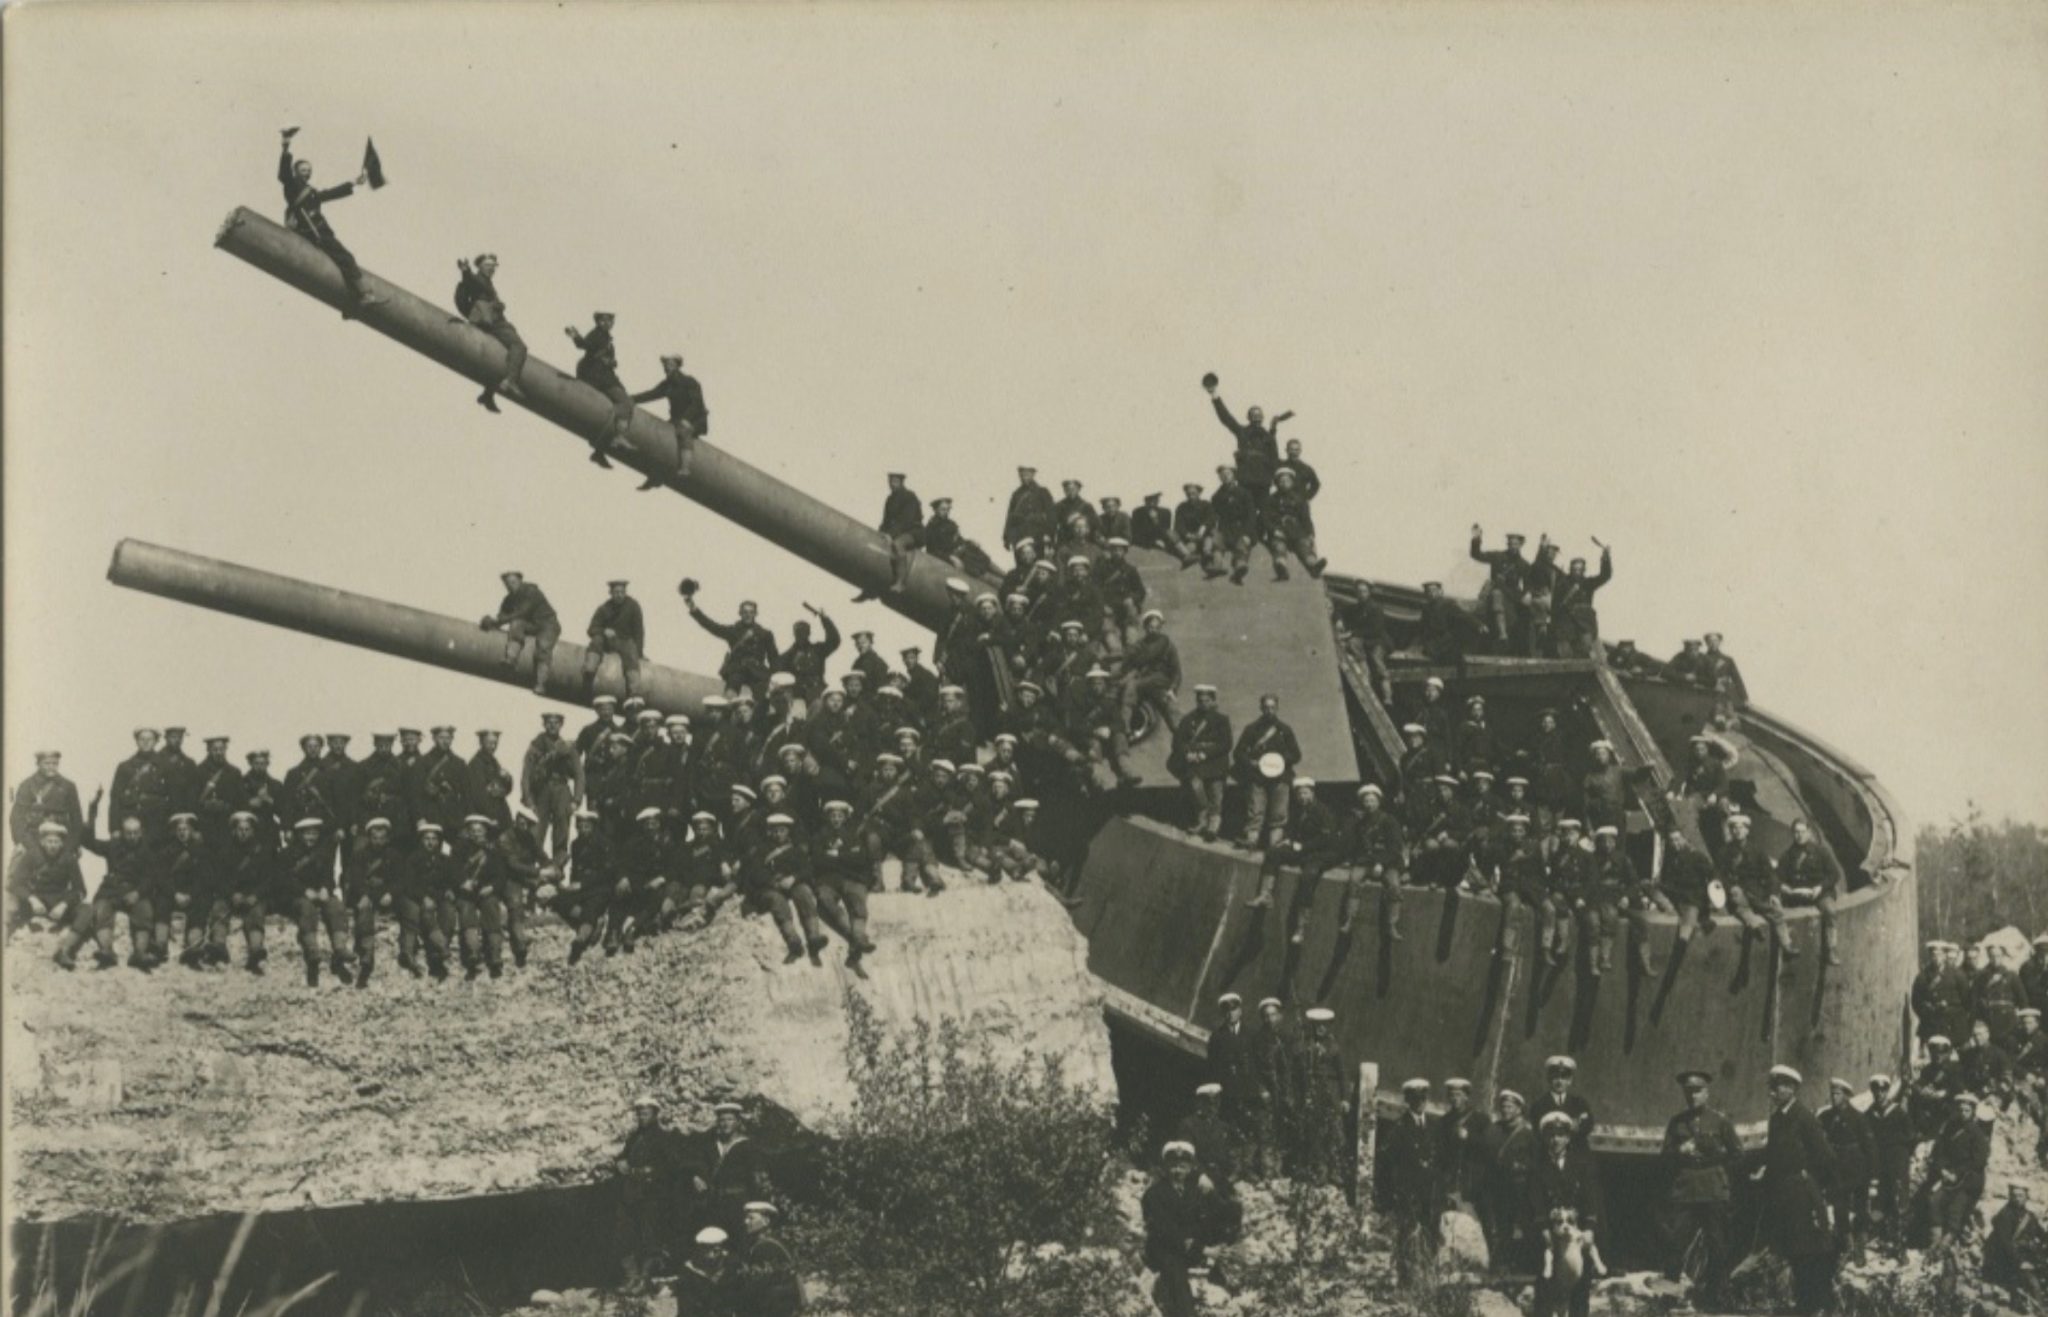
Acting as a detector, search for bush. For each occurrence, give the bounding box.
[794,994,1129,1317]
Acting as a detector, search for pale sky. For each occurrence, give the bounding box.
[5,2,2046,830]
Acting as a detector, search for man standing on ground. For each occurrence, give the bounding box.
[522,713,583,864]
[1753,1066,1838,1315]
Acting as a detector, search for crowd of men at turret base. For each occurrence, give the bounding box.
[1138,978,2048,1317]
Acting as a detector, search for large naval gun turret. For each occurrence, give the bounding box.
[193,206,1917,1153]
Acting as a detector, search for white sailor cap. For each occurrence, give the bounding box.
[1539,1112,1575,1133]
[939,684,966,698]
[1768,1064,1803,1085]
[1828,1077,1854,1092]
[1401,1078,1430,1095]
[714,1101,744,1115]
[1357,784,1384,799]
[823,800,853,813]
[993,732,1020,745]
[743,1201,779,1217]
[1558,818,1584,831]
[1257,997,1282,1011]
[364,817,393,831]
[1545,1055,1578,1074]
[1066,556,1091,568]
[730,784,758,800]
[1589,739,1615,753]
[574,808,600,821]
[1505,776,1530,788]
[929,759,956,774]
[956,762,984,776]
[1401,723,1426,736]
[695,1227,728,1246]
[1141,609,1164,624]
[416,821,445,835]
[463,814,495,828]
[1194,684,1219,696]
[765,813,795,827]
[1928,1035,1954,1048]
[777,742,806,757]
[1217,992,1243,1007]
[34,821,68,838]
[631,1093,661,1109]
[1424,677,1444,690]
[635,709,664,724]
[1015,798,1040,809]
[1594,825,1619,838]
[666,714,691,727]
[636,807,664,822]
[1445,1078,1472,1092]
[690,809,719,822]
[703,695,729,709]
[293,816,325,830]
[1305,1007,1335,1023]
[1085,666,1111,680]
[1161,1140,1197,1161]
[1293,776,1317,789]
[2021,1009,2043,1021]
[228,811,258,824]
[945,577,972,594]
[875,752,904,767]
[1869,1074,1894,1090]
[759,775,788,789]
[1497,1089,1526,1108]
[1105,537,1130,548]
[592,694,619,707]
[1195,1082,1222,1097]
[768,672,796,690]
[169,812,199,825]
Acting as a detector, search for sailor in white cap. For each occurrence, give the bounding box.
[1170,682,1232,841]
[1531,1056,1594,1150]
[732,1199,801,1309]
[1862,1073,1915,1243]
[1262,466,1326,581]
[1070,661,1141,790]
[612,1090,679,1291]
[1119,606,1182,737]
[1925,1093,1991,1251]
[1297,1006,1349,1182]
[1818,1075,1877,1247]
[1174,1082,1243,1196]
[15,813,90,967]
[1381,1074,1442,1281]
[1143,1132,1227,1315]
[1342,781,1407,941]
[1248,773,1339,944]
[1755,1059,1840,1306]
[673,1224,731,1307]
[1233,693,1300,851]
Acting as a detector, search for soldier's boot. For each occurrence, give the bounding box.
[1779,926,1800,961]
[93,948,120,970]
[512,937,529,970]
[303,954,320,987]
[397,952,420,976]
[52,944,79,971]
[476,385,500,413]
[1246,873,1277,909]
[1288,909,1307,947]
[1230,560,1248,585]
[1384,891,1405,943]
[330,952,356,985]
[427,952,449,982]
[1337,889,1360,936]
[531,655,552,697]
[1272,559,1291,582]
[1634,937,1658,978]
[1823,925,1841,967]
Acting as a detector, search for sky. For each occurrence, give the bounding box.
[5,1,2046,830]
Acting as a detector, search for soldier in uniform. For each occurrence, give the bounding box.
[11,750,83,851]
[1414,580,1473,664]
[1095,494,1134,546]
[614,1095,684,1292]
[1820,1076,1876,1253]
[450,815,512,978]
[1344,783,1407,941]
[276,127,382,312]
[681,1103,773,1237]
[858,471,925,600]
[1866,1075,1915,1241]
[1381,1077,1443,1284]
[1003,465,1056,552]
[398,820,454,979]
[77,795,159,969]
[629,352,710,487]
[1482,1090,1538,1271]
[1205,993,1261,1161]
[465,729,514,832]
[673,1227,730,1313]
[577,695,623,762]
[1777,818,1844,966]
[1204,376,1283,509]
[1666,638,1708,686]
[1437,1078,1493,1220]
[564,312,633,466]
[1530,1057,1595,1150]
[1209,465,1259,585]
[1172,481,1222,578]
[1143,1141,1232,1317]
[1297,1007,1348,1186]
[1231,693,1301,851]
[342,817,401,986]
[1654,1073,1736,1310]
[1977,944,2033,1049]
[1523,1112,1606,1278]
[1985,1184,2048,1308]
[479,570,561,695]
[1753,1066,1839,1314]
[1700,632,1747,720]
[521,713,584,862]
[1335,583,1394,705]
[1911,939,1967,1050]
[777,604,841,709]
[412,725,472,840]
[1912,1035,1964,1137]
[684,588,780,700]
[1920,1091,1992,1251]
[581,580,646,699]
[1717,813,1794,959]
[283,817,354,987]
[1469,525,1530,649]
[1132,491,1178,559]
[1167,684,1231,842]
[1248,776,1342,946]
[454,253,527,413]
[1279,437,1321,503]
[6,820,79,941]
[1551,545,1613,660]
[110,727,173,841]
[1260,467,1325,579]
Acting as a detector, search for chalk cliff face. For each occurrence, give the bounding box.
[4,882,1111,1224]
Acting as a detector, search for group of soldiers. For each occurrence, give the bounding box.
[1165,676,1845,978]
[1151,1008,2045,1317]
[608,1098,801,1312]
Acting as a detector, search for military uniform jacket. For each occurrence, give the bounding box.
[1132,504,1174,549]
[691,610,779,693]
[1380,1111,1440,1215]
[1175,1110,1240,1187]
[1468,537,1529,596]
[1660,848,1715,909]
[630,370,709,433]
[454,266,507,320]
[1148,701,1226,783]
[587,596,646,648]
[220,840,277,902]
[11,773,83,847]
[1928,1117,1990,1197]
[1553,554,1612,622]
[1093,556,1145,610]
[1233,716,1302,784]
[1205,1018,1260,1109]
[1530,1092,1596,1149]
[569,830,618,892]
[1172,495,1214,540]
[1279,456,1321,503]
[1524,1146,1605,1234]
[1003,482,1056,548]
[568,323,621,389]
[1211,398,1278,488]
[1143,1176,1226,1272]
[1210,482,1258,537]
[1121,632,1180,688]
[1352,810,1406,871]
[1961,1042,2015,1098]
[1262,489,1314,539]
[278,147,353,240]
[779,619,841,698]
[1975,967,2031,1034]
[79,830,160,900]
[468,751,515,828]
[1912,966,1970,1041]
[109,752,172,828]
[161,838,211,901]
[1437,1108,1494,1207]
[193,760,247,834]
[8,847,87,908]
[1869,1100,1915,1157]
[1760,1100,1836,1258]
[344,844,402,902]
[1338,597,1391,649]
[1819,1103,1876,1188]
[283,840,338,902]
[879,486,924,540]
[494,581,559,629]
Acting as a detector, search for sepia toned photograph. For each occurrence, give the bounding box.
[4,3,2046,1314]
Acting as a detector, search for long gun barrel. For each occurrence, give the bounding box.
[213,207,980,629]
[108,539,721,715]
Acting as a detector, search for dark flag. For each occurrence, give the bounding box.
[362,138,386,189]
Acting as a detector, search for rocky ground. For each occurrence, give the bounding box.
[3,877,1110,1224]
